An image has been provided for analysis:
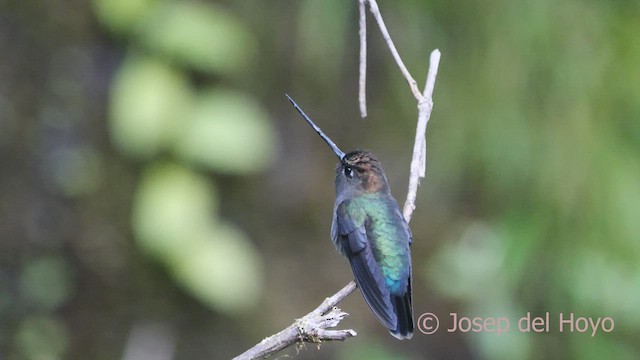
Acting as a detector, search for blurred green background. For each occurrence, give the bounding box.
[1,0,639,359]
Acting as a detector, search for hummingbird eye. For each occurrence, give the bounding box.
[344,166,354,178]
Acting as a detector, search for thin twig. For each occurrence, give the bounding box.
[358,0,368,118]
[367,0,423,101]
[422,50,441,101]
[402,49,441,222]
[233,282,357,360]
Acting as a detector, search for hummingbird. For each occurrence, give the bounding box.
[286,95,414,339]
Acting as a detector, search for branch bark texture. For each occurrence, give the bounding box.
[402,49,441,222]
[358,0,368,118]
[233,282,357,360]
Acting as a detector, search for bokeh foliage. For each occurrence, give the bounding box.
[0,0,638,359]
[97,0,274,315]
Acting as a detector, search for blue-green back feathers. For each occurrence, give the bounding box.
[331,192,413,339]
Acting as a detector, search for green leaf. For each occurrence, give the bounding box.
[170,222,263,314]
[15,315,69,360]
[132,163,263,313]
[136,1,255,74]
[132,162,218,258]
[109,56,193,159]
[19,257,74,310]
[173,89,277,174]
[92,0,158,35]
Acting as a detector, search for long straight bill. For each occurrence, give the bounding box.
[285,94,345,160]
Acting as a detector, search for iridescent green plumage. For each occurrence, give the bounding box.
[343,193,411,294]
[332,151,414,339]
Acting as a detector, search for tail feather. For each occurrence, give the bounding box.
[349,244,414,340]
[390,277,413,340]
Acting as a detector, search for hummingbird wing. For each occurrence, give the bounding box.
[332,200,397,330]
[392,205,413,246]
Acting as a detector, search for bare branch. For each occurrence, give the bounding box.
[364,0,442,221]
[358,0,368,118]
[402,49,441,222]
[233,282,357,360]
[422,49,441,100]
[367,0,423,101]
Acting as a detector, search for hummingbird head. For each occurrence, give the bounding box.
[336,150,390,195]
